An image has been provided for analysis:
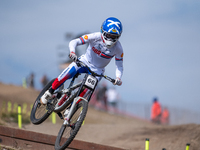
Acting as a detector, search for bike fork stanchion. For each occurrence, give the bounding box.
[63,96,88,125]
[145,138,149,150]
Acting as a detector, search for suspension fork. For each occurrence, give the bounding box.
[63,77,87,126]
[63,96,88,125]
[63,87,93,126]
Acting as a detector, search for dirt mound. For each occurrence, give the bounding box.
[0,82,39,104]
[0,82,199,150]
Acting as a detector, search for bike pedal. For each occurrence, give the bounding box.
[57,112,64,120]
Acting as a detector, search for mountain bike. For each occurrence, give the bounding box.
[30,60,115,150]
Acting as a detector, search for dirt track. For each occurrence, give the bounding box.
[0,82,200,150]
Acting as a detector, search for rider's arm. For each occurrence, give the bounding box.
[115,43,124,80]
[69,34,96,53]
[113,42,124,86]
[69,38,83,53]
[69,35,89,61]
[69,33,100,53]
[115,59,123,79]
[115,58,123,86]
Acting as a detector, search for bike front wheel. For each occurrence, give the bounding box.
[30,78,56,125]
[55,100,88,150]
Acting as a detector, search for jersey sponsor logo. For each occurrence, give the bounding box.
[97,44,103,50]
[84,35,88,40]
[92,47,101,55]
[92,47,113,59]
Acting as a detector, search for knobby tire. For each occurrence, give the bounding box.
[30,78,56,125]
[55,100,88,150]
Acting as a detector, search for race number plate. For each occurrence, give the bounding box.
[84,75,97,89]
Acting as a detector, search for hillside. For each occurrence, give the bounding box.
[0,82,200,150]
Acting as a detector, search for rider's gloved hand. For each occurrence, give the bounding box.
[69,52,77,61]
[113,77,122,86]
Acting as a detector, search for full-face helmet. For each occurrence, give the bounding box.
[101,17,123,48]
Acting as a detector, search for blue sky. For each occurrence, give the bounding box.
[0,0,200,113]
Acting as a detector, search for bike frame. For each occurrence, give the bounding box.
[53,60,115,126]
[63,73,98,125]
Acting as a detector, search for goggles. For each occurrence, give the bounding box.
[103,32,120,42]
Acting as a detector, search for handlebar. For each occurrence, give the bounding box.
[76,60,115,84]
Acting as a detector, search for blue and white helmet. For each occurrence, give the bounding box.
[101,17,123,48]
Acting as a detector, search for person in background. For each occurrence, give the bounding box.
[161,107,169,125]
[96,82,108,110]
[28,72,35,89]
[40,74,49,88]
[151,97,162,124]
[106,87,119,110]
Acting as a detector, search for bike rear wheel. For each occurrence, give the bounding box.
[30,78,56,125]
[55,100,88,150]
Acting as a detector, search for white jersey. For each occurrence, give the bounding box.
[69,32,124,79]
[106,88,119,103]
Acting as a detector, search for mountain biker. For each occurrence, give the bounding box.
[40,17,124,111]
[151,97,162,124]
